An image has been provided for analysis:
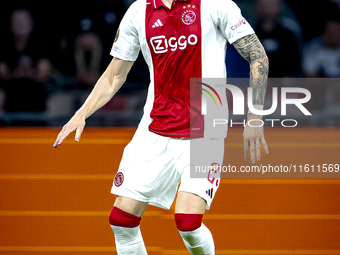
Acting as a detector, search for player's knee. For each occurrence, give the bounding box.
[174,213,203,232]
[109,206,141,228]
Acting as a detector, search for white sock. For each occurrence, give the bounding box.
[178,223,215,255]
[110,225,148,255]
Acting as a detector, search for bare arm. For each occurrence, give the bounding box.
[53,58,134,148]
[232,34,269,162]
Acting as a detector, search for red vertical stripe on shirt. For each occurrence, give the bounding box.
[146,0,203,137]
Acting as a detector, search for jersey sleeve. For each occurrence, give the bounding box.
[110,3,140,61]
[213,0,255,44]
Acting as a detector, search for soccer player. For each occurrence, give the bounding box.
[53,0,269,253]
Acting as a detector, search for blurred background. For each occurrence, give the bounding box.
[0,1,340,254]
[0,0,339,127]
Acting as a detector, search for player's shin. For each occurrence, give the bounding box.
[109,207,147,254]
[175,214,215,255]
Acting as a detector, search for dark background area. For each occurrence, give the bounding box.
[0,0,339,126]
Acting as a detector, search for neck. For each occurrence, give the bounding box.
[162,0,174,8]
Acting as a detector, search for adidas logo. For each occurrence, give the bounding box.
[206,188,214,199]
[152,19,163,28]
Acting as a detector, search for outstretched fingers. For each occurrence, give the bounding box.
[249,138,256,164]
[244,138,249,162]
[75,126,84,142]
[53,124,83,148]
[256,138,261,161]
[261,135,269,154]
[53,126,72,148]
[244,137,256,163]
[244,135,269,163]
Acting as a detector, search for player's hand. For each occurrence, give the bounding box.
[243,113,269,163]
[53,114,86,148]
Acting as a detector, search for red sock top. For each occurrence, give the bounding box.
[109,206,141,228]
[174,213,203,232]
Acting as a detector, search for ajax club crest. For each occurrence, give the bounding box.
[182,10,196,25]
[114,172,124,187]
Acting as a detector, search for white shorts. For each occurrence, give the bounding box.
[111,125,225,210]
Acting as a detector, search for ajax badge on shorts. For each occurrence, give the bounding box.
[114,172,124,187]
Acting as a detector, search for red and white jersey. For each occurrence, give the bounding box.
[111,0,254,138]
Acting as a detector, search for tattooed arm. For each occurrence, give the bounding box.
[233,34,269,105]
[232,34,269,163]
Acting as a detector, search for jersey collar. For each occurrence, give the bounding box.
[153,0,189,9]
